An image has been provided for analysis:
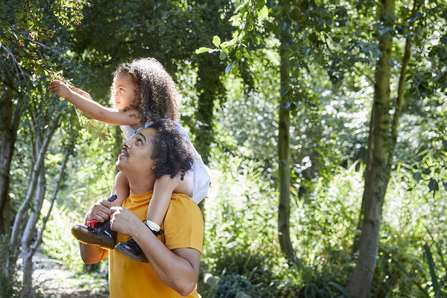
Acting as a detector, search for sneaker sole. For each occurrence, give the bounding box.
[71,224,116,250]
[115,243,149,263]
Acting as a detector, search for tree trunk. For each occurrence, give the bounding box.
[8,113,61,277]
[347,0,395,296]
[278,20,296,265]
[0,86,21,236]
[21,146,71,297]
[352,1,415,258]
[21,166,46,298]
[195,56,224,218]
[195,58,217,165]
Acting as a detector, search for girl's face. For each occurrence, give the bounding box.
[112,73,136,110]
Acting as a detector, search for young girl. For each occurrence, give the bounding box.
[49,58,210,262]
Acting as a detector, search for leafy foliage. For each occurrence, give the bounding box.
[215,274,253,298]
[1,0,447,297]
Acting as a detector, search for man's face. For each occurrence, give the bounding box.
[116,128,157,176]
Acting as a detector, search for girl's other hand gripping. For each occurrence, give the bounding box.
[48,80,73,99]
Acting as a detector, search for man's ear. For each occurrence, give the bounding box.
[151,163,157,170]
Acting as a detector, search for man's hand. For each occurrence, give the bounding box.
[48,80,73,99]
[110,207,143,237]
[86,199,115,224]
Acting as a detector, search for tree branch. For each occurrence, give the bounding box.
[9,112,62,257]
[31,147,71,255]
[390,0,420,157]
[324,42,376,86]
[25,37,61,55]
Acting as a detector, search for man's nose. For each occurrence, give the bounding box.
[123,139,131,148]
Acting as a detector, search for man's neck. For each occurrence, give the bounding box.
[126,174,155,195]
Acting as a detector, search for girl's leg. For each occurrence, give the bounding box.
[145,175,177,233]
[113,175,174,262]
[146,171,193,232]
[112,171,130,207]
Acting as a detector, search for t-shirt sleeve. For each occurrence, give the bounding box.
[162,194,204,253]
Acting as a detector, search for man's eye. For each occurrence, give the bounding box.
[137,138,142,144]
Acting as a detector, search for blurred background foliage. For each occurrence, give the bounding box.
[1,0,446,297]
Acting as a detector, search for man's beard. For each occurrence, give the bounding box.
[116,147,129,168]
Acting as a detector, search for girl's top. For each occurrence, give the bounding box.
[120,123,211,204]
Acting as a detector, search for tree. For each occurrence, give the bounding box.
[1,1,86,295]
[0,0,86,237]
[346,0,446,296]
[203,0,447,296]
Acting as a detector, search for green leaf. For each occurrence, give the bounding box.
[328,282,355,298]
[440,33,447,45]
[428,178,439,192]
[424,243,440,298]
[212,35,221,48]
[195,47,212,54]
[225,61,236,74]
[442,179,447,190]
[276,6,286,15]
[258,5,268,20]
[409,12,424,23]
[413,172,422,181]
[219,51,227,59]
[390,255,430,297]
[332,36,341,43]
[438,48,447,60]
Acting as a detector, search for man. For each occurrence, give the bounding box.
[79,120,204,298]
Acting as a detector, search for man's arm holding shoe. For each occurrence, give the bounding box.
[79,199,114,264]
[110,207,201,297]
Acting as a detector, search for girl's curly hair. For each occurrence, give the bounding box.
[112,58,180,125]
[150,120,193,180]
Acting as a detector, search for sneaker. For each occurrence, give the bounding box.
[114,222,163,263]
[71,217,117,250]
[115,238,149,263]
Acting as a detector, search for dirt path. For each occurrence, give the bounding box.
[31,251,109,298]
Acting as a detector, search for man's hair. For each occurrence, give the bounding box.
[112,57,181,125]
[150,120,194,180]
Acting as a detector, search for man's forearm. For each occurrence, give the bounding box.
[131,222,200,296]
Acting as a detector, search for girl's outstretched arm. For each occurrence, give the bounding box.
[48,80,141,127]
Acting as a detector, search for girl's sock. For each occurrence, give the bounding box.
[145,220,161,233]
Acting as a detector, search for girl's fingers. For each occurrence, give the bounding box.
[48,86,58,94]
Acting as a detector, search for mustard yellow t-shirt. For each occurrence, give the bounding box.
[109,190,204,298]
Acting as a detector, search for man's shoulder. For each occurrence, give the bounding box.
[166,193,203,226]
[163,193,204,253]
[169,193,201,214]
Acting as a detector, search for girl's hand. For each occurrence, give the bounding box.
[48,80,73,99]
[72,87,93,100]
